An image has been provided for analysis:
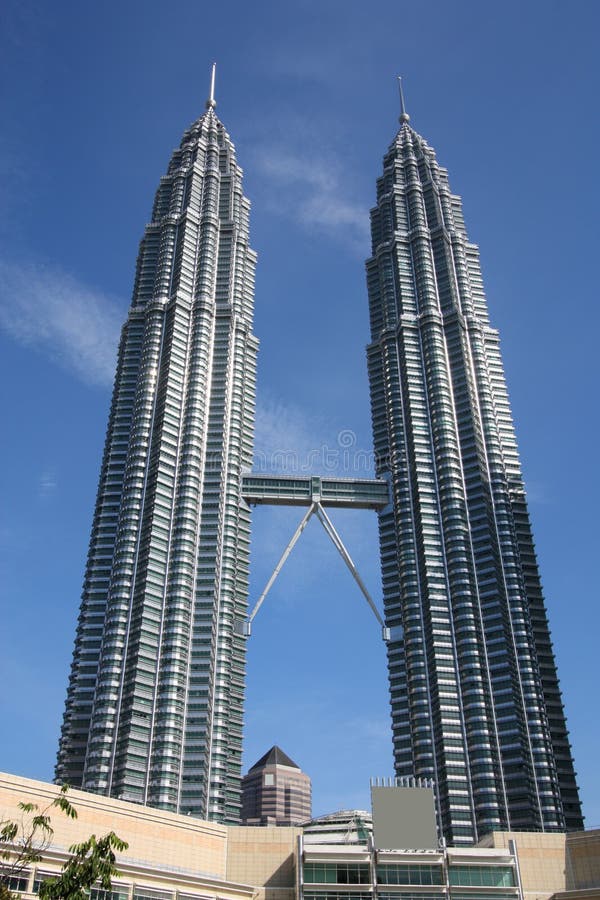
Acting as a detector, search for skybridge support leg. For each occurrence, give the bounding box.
[244,501,389,642]
[314,504,390,642]
[243,502,317,636]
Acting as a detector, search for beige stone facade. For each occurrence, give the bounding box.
[226,826,299,900]
[478,829,600,900]
[480,831,568,900]
[1,773,303,900]
[565,830,600,893]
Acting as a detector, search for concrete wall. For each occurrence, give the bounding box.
[478,831,567,900]
[0,772,297,900]
[226,826,300,900]
[0,772,229,883]
[565,830,600,891]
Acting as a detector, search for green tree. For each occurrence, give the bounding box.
[0,786,127,900]
[38,831,127,900]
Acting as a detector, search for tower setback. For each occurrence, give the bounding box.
[366,104,583,844]
[56,87,258,823]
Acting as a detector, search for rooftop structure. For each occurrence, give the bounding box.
[303,809,373,845]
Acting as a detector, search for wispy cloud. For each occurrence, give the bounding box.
[39,470,58,499]
[522,479,550,506]
[0,260,123,387]
[254,393,375,477]
[254,148,369,251]
[254,393,324,461]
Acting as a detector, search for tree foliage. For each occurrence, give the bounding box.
[0,785,77,877]
[38,831,128,900]
[0,786,127,900]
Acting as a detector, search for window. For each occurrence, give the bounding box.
[90,889,129,900]
[305,893,372,900]
[1,870,29,893]
[304,864,371,885]
[448,866,515,888]
[377,865,443,886]
[378,893,445,900]
[133,889,173,900]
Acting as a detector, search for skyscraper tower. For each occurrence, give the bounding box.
[366,89,583,844]
[56,71,258,823]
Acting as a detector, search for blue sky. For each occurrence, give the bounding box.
[1,0,599,825]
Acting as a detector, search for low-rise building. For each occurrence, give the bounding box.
[1,773,598,900]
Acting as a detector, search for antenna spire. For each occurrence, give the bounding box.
[397,76,410,124]
[206,62,217,110]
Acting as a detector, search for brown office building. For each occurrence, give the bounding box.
[241,746,311,825]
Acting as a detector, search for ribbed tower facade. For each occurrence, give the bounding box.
[366,107,583,844]
[56,91,258,823]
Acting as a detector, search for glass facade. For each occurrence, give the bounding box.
[300,838,523,900]
[448,867,514,888]
[366,112,583,844]
[376,865,443,885]
[56,99,258,824]
[304,864,371,885]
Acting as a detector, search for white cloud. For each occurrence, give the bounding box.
[254,148,369,251]
[0,260,123,387]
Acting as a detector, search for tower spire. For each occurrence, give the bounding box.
[397,76,410,124]
[206,62,217,109]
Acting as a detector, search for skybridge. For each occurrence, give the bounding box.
[241,473,390,641]
[241,474,389,510]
